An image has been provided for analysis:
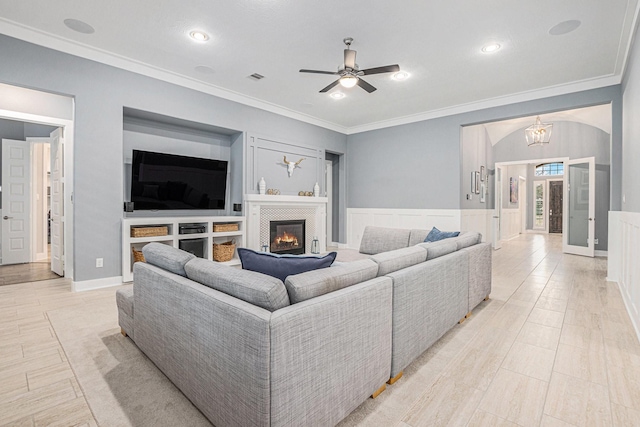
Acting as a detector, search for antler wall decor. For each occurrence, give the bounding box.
[283,156,304,177]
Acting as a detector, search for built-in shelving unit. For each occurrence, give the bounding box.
[122,215,245,282]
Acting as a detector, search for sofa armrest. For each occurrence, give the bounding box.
[133,262,272,427]
[269,276,393,427]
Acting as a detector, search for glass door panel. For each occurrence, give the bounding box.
[563,157,595,257]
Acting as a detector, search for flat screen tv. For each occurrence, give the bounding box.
[130,150,228,210]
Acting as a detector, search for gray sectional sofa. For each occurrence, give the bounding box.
[116,225,491,426]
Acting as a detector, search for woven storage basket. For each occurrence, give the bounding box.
[213,240,235,262]
[131,226,168,238]
[213,223,239,232]
[132,247,146,263]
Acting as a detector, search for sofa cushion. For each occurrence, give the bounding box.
[418,240,458,260]
[370,246,428,276]
[284,259,379,304]
[452,231,482,250]
[184,257,290,312]
[359,226,411,255]
[424,227,460,242]
[409,229,430,246]
[142,242,195,277]
[237,248,337,282]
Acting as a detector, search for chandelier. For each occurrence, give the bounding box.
[525,116,553,146]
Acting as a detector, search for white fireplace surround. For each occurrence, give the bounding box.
[244,194,328,254]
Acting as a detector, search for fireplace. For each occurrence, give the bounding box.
[270,220,305,255]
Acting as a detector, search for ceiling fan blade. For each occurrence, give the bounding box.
[344,49,357,69]
[319,79,341,93]
[300,69,339,75]
[356,78,377,93]
[361,64,400,75]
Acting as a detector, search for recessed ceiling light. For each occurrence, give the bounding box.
[549,20,581,36]
[392,71,410,81]
[194,66,215,74]
[189,31,210,42]
[481,43,501,53]
[63,18,95,34]
[330,92,345,99]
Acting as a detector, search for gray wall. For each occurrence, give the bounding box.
[493,121,610,250]
[347,86,622,212]
[0,34,347,282]
[622,18,640,213]
[502,164,527,209]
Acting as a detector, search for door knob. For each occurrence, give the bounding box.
[3,216,13,220]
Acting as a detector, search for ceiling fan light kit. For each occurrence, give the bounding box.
[300,37,401,94]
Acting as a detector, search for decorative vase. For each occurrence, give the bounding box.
[311,236,320,254]
[313,182,320,197]
[259,177,266,195]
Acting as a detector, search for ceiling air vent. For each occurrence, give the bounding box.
[248,73,264,81]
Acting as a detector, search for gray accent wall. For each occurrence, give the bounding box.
[348,86,622,213]
[461,125,494,209]
[245,134,324,196]
[0,34,347,282]
[622,16,640,213]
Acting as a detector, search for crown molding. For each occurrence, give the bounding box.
[0,19,625,137]
[345,74,622,135]
[0,19,348,134]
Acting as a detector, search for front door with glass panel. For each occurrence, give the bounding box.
[563,157,595,257]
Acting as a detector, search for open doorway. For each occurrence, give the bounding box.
[0,120,64,285]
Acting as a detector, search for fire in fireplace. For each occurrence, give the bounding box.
[270,220,305,255]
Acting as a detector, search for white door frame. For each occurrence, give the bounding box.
[532,179,547,232]
[325,160,334,246]
[519,176,527,234]
[0,109,74,280]
[493,165,503,249]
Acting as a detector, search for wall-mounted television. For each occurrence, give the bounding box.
[130,150,228,211]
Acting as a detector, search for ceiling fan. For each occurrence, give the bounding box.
[300,38,400,93]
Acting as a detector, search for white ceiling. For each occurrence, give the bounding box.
[0,0,637,134]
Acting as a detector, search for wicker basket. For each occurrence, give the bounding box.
[213,240,235,262]
[213,223,239,232]
[132,247,146,263]
[131,226,168,238]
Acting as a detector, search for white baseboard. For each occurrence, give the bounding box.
[595,250,608,257]
[72,276,124,292]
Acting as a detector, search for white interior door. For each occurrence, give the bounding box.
[50,128,64,276]
[563,157,595,257]
[325,160,333,246]
[493,166,502,250]
[1,139,31,265]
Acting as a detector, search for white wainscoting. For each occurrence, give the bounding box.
[347,208,492,249]
[608,211,640,340]
[460,209,492,243]
[500,208,521,241]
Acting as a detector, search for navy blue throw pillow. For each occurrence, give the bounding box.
[237,248,337,282]
[424,227,460,243]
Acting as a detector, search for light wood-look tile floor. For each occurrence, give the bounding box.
[1,233,639,426]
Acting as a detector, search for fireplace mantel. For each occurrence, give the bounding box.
[244,194,327,253]
[244,194,328,205]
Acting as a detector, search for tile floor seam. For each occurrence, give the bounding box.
[43,307,100,425]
